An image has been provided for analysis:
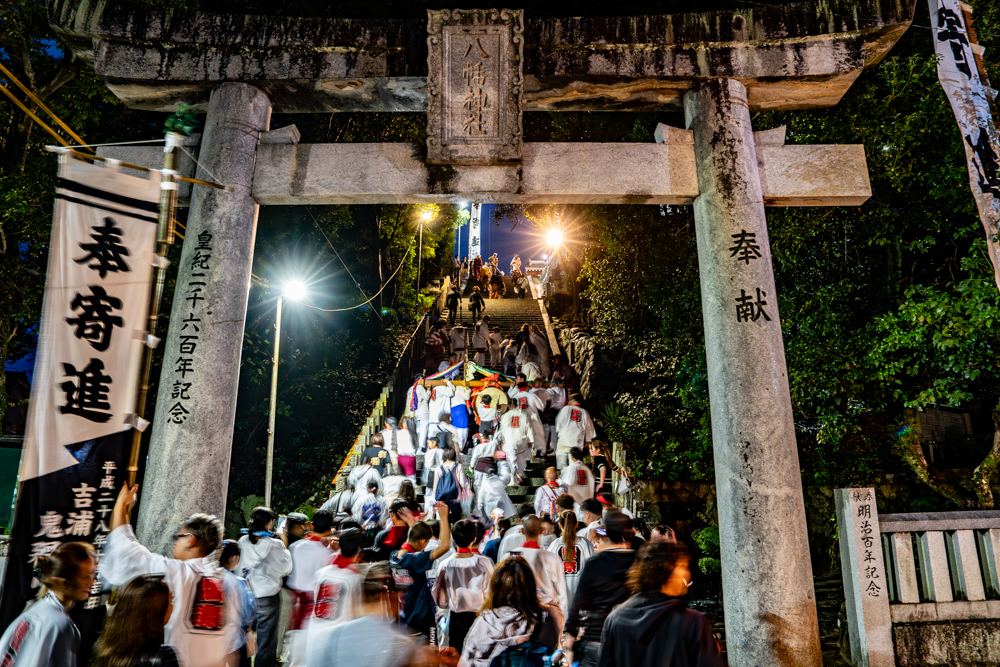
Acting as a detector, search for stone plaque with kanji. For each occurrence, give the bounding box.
[427,8,523,165]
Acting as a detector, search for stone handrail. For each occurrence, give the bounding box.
[835,488,1000,667]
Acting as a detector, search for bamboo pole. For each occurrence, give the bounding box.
[127,135,180,486]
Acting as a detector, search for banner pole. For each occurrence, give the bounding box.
[127,134,180,486]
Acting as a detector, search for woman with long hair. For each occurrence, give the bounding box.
[397,479,417,506]
[547,509,595,609]
[460,555,560,667]
[0,542,96,666]
[237,507,291,667]
[93,575,177,667]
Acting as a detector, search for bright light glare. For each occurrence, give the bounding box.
[546,229,564,247]
[284,280,307,301]
[422,210,434,222]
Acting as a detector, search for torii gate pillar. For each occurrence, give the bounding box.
[137,82,271,555]
[686,78,821,666]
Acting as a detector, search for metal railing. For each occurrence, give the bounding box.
[330,278,450,489]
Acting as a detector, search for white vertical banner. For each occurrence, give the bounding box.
[930,0,1000,290]
[469,203,482,262]
[21,155,160,480]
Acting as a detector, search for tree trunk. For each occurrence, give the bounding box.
[894,421,976,509]
[969,405,1000,509]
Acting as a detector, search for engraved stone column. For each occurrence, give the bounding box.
[684,78,822,667]
[138,83,271,554]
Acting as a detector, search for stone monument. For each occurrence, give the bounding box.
[50,1,916,664]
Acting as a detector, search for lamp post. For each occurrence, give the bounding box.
[265,280,306,507]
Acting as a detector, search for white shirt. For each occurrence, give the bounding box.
[238,534,293,598]
[432,553,495,614]
[498,408,534,450]
[0,593,77,667]
[560,461,595,508]
[380,427,415,457]
[320,489,354,515]
[287,537,335,592]
[428,384,454,423]
[547,536,595,609]
[475,462,516,520]
[102,525,241,667]
[351,491,389,529]
[555,405,596,451]
[474,321,490,348]
[505,544,568,613]
[450,326,467,350]
[406,384,430,419]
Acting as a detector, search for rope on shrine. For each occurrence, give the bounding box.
[300,237,415,312]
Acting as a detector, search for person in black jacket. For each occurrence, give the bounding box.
[598,541,724,667]
[562,511,635,667]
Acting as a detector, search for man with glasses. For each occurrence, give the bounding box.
[102,483,241,667]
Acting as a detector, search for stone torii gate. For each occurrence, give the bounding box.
[51,1,914,664]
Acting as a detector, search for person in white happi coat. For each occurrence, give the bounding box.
[554,395,596,470]
[534,467,568,519]
[529,326,550,378]
[547,510,595,610]
[379,416,417,480]
[507,373,526,399]
[473,316,491,367]
[504,516,567,631]
[404,377,431,452]
[102,483,241,667]
[449,324,467,358]
[488,328,503,367]
[473,456,516,522]
[510,384,546,458]
[469,434,500,491]
[347,463,383,507]
[432,520,495,651]
[559,447,595,519]
[0,541,96,667]
[497,404,534,483]
[545,377,568,451]
[427,383,454,434]
[306,528,365,658]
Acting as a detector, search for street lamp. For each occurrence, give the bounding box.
[417,210,433,303]
[546,228,563,248]
[265,280,306,507]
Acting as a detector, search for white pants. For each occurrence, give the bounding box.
[530,422,546,456]
[503,439,527,483]
[454,427,469,451]
[416,418,429,452]
[475,349,486,366]
[556,450,570,471]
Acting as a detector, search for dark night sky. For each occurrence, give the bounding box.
[454,204,551,268]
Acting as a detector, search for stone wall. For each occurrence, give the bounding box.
[893,620,1000,666]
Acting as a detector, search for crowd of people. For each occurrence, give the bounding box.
[0,310,722,667]
[451,253,530,307]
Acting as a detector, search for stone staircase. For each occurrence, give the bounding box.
[451,275,549,368]
[413,451,555,508]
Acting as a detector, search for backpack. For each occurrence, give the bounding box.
[489,638,547,667]
[435,465,458,501]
